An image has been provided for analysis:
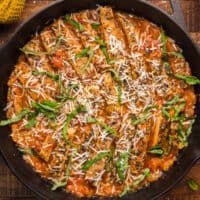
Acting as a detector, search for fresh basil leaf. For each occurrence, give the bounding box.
[51,155,73,191]
[81,49,94,74]
[120,168,150,197]
[56,95,75,102]
[32,71,59,81]
[168,135,173,153]
[33,70,63,94]
[18,148,44,160]
[160,29,172,74]
[187,179,199,191]
[164,95,185,106]
[132,113,150,125]
[106,145,114,172]
[42,100,60,108]
[32,101,59,113]
[101,46,115,64]
[161,29,167,57]
[95,36,106,47]
[62,105,86,143]
[51,181,67,191]
[20,36,62,56]
[116,152,129,182]
[75,47,91,59]
[132,104,156,126]
[148,148,164,156]
[108,69,122,105]
[148,144,164,156]
[177,121,188,147]
[186,119,195,135]
[86,117,97,123]
[0,109,31,126]
[31,101,60,120]
[162,108,170,118]
[86,117,118,137]
[20,48,48,56]
[174,103,185,118]
[65,84,78,95]
[50,35,63,54]
[144,104,158,113]
[95,37,114,64]
[164,61,171,74]
[18,148,35,155]
[82,151,109,171]
[25,116,37,129]
[91,22,101,29]
[65,14,83,32]
[175,74,200,85]
[167,52,184,59]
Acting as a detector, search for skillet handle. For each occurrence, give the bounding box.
[169,0,187,32]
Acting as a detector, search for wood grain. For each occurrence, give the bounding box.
[0,0,199,199]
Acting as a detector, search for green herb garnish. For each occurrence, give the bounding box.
[164,95,185,106]
[95,36,114,64]
[167,52,184,59]
[18,148,36,155]
[32,100,60,113]
[62,105,86,143]
[148,144,164,156]
[161,29,167,57]
[120,168,150,197]
[65,14,83,32]
[82,151,109,171]
[0,109,31,126]
[132,114,150,126]
[32,71,59,81]
[81,49,94,74]
[51,155,73,191]
[91,22,101,29]
[171,103,185,122]
[116,152,129,182]
[162,95,186,122]
[18,148,43,160]
[168,135,173,153]
[31,100,60,120]
[106,144,114,172]
[132,104,157,126]
[25,113,37,129]
[108,69,122,105]
[144,104,158,113]
[56,84,78,102]
[75,47,91,59]
[20,49,48,56]
[32,70,64,93]
[50,35,63,55]
[20,36,62,56]
[175,74,200,85]
[177,119,195,147]
[164,61,171,74]
[86,117,118,137]
[187,179,199,191]
[75,47,94,74]
[161,29,172,74]
[162,107,170,118]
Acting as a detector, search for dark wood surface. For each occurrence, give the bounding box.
[0,0,199,199]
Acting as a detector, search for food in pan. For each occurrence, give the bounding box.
[0,6,199,197]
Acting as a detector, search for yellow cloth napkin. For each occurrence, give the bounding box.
[0,0,26,24]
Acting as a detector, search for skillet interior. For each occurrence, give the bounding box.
[0,0,200,199]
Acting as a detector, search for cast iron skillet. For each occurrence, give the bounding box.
[0,0,200,199]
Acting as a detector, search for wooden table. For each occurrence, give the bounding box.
[0,0,199,199]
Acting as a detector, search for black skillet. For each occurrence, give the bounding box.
[0,0,200,199]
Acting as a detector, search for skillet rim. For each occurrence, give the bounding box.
[0,0,200,200]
